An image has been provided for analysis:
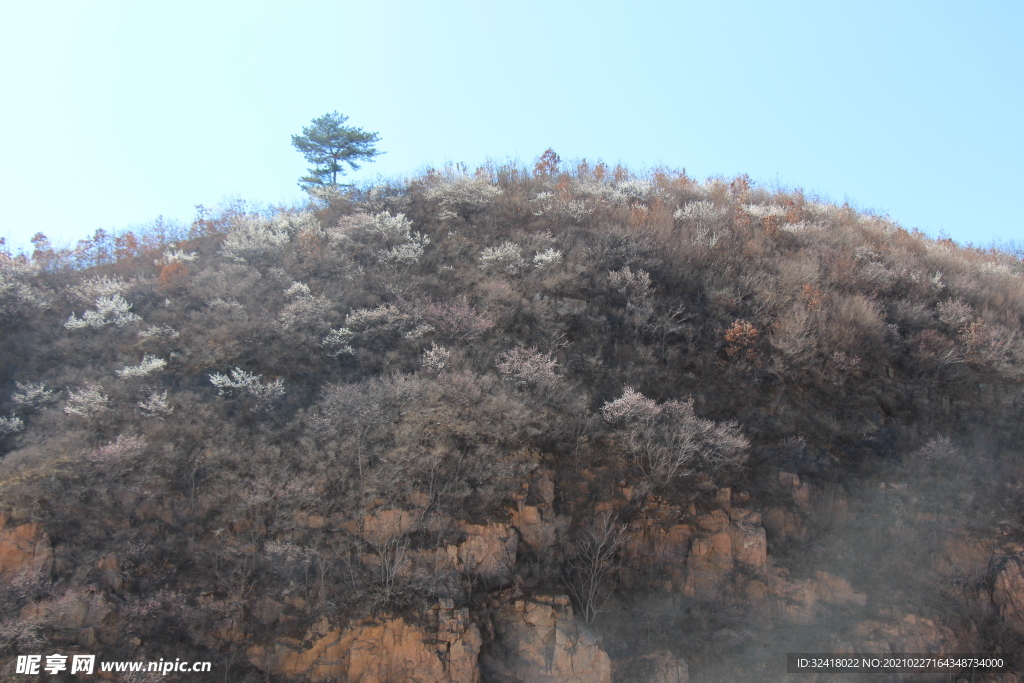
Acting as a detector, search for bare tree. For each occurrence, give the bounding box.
[565,512,630,624]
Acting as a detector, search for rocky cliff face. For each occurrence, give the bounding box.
[162,465,1020,681]
[247,609,481,683]
[3,453,1023,681]
[0,520,52,582]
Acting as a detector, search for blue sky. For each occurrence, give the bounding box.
[2,0,1021,252]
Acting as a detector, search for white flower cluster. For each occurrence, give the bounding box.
[0,252,45,317]
[331,212,429,268]
[367,212,430,268]
[480,241,563,275]
[305,184,347,206]
[530,193,591,223]
[277,281,330,332]
[155,247,198,265]
[67,275,129,303]
[533,248,563,267]
[365,212,414,244]
[379,238,430,269]
[321,328,356,357]
[11,381,57,409]
[601,388,748,484]
[0,414,24,436]
[600,386,661,423]
[674,200,724,227]
[137,325,179,341]
[421,342,451,374]
[284,281,311,298]
[220,214,293,262]
[208,367,285,410]
[608,267,655,324]
[89,434,147,463]
[741,204,789,219]
[64,385,110,417]
[674,201,726,247]
[572,178,655,205]
[496,347,558,386]
[65,295,141,329]
[480,242,527,275]
[138,390,173,417]
[116,355,167,378]
[322,303,431,356]
[424,174,502,219]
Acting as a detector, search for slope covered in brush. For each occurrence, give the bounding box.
[2,161,1024,680]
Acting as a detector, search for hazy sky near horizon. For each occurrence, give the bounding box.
[1,0,1021,251]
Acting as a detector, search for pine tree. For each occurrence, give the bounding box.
[291,111,382,188]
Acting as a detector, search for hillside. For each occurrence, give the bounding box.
[2,158,1024,681]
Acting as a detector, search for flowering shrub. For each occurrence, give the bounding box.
[333,211,430,268]
[155,247,198,265]
[64,295,141,329]
[937,298,974,329]
[116,355,167,379]
[137,324,179,341]
[220,214,291,262]
[609,267,654,326]
[530,192,592,223]
[209,367,285,411]
[674,200,725,246]
[420,297,493,341]
[89,434,146,464]
[64,385,110,417]
[365,212,415,245]
[480,242,527,275]
[0,415,24,436]
[11,382,56,409]
[742,204,789,219]
[572,177,654,206]
[321,327,356,357]
[496,347,558,386]
[0,251,44,318]
[421,343,451,374]
[424,174,502,219]
[602,388,748,485]
[138,390,173,417]
[600,386,661,423]
[305,184,347,206]
[67,275,129,303]
[533,248,563,267]
[277,281,330,332]
[378,236,430,269]
[322,303,428,356]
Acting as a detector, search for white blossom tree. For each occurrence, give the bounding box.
[116,355,167,379]
[209,368,285,412]
[602,387,748,486]
[65,295,141,329]
[496,347,558,387]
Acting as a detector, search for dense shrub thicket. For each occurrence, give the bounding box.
[2,155,1024,677]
